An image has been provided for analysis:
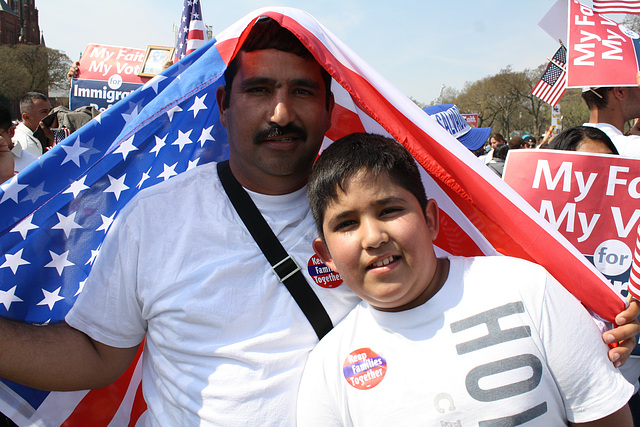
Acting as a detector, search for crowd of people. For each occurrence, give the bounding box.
[1,11,640,426]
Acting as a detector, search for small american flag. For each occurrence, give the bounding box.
[174,0,209,61]
[593,0,640,14]
[532,45,567,107]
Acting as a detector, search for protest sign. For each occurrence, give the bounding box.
[70,44,148,111]
[461,113,479,128]
[567,0,640,88]
[503,149,640,299]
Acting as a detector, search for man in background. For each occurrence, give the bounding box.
[13,92,53,157]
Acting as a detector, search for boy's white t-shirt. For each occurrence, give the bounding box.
[297,256,633,426]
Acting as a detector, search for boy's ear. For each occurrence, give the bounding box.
[312,238,337,272]
[424,199,440,240]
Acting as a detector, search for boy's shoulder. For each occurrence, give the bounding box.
[453,255,548,282]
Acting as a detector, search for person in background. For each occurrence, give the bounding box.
[581,86,640,158]
[0,106,37,182]
[548,126,618,155]
[13,92,53,157]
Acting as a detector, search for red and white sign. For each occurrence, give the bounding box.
[77,44,148,84]
[461,113,479,128]
[567,0,640,88]
[503,149,640,296]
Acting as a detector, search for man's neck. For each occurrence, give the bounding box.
[589,108,625,133]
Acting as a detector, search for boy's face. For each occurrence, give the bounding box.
[313,170,448,312]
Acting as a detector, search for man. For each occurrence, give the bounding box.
[0,106,37,182]
[582,86,640,158]
[0,18,359,426]
[0,16,636,427]
[13,92,53,157]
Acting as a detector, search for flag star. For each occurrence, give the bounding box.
[75,278,87,296]
[11,214,38,239]
[166,105,183,122]
[0,177,28,204]
[37,287,64,310]
[93,114,102,124]
[143,74,168,94]
[52,211,83,238]
[172,129,194,151]
[104,174,129,201]
[183,27,189,34]
[60,136,90,166]
[113,135,138,161]
[86,247,100,266]
[187,159,199,171]
[198,125,216,146]
[137,167,152,189]
[193,13,200,19]
[21,181,49,204]
[96,212,116,233]
[151,134,167,156]
[188,94,207,118]
[45,250,74,276]
[158,163,178,181]
[1,249,30,274]
[64,175,90,198]
[0,286,22,311]
[121,105,140,126]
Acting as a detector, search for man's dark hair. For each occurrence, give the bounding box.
[548,125,618,154]
[222,17,332,109]
[581,87,613,110]
[308,132,428,240]
[19,91,48,115]
[0,106,12,131]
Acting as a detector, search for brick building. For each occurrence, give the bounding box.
[0,0,42,46]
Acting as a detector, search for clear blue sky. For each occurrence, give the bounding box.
[38,0,591,104]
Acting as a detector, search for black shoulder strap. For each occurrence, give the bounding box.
[217,160,333,340]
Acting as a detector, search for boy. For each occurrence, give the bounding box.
[297,132,633,425]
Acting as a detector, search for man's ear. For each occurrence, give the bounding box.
[312,237,337,272]
[424,199,440,241]
[216,85,228,127]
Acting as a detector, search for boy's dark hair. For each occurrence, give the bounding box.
[548,125,618,154]
[581,87,613,110]
[222,17,332,109]
[308,132,428,240]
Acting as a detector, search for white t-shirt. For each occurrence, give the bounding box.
[11,143,38,175]
[65,161,360,426]
[12,122,42,157]
[583,122,640,158]
[297,256,633,426]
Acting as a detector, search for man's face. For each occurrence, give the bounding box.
[23,98,52,131]
[622,86,640,122]
[217,49,333,195]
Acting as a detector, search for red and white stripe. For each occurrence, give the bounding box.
[593,0,640,14]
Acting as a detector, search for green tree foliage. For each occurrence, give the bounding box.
[0,45,72,103]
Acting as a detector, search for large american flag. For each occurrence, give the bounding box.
[593,0,640,14]
[174,0,208,61]
[0,7,626,426]
[532,45,567,107]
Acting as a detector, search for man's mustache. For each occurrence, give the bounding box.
[254,124,307,144]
